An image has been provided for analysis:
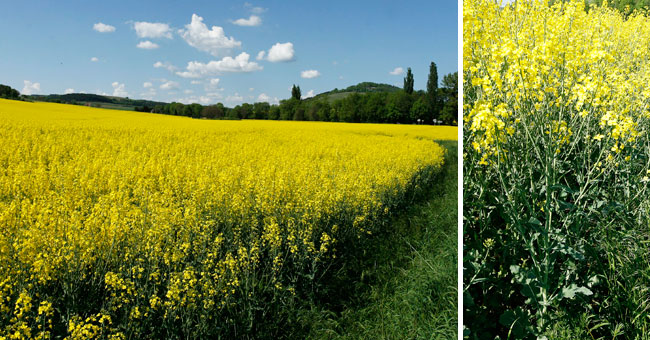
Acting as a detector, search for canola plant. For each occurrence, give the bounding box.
[464,0,650,337]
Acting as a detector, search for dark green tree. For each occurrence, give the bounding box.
[268,105,281,120]
[201,104,225,119]
[279,98,300,120]
[440,72,458,125]
[291,84,302,100]
[403,68,414,94]
[0,84,20,99]
[253,102,270,119]
[410,97,431,123]
[427,62,438,100]
[386,91,413,123]
[363,92,388,123]
[188,103,203,118]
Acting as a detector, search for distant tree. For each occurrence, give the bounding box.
[135,105,152,113]
[292,104,305,121]
[410,97,431,123]
[403,68,414,94]
[315,100,332,121]
[363,92,388,123]
[386,91,413,123]
[279,98,300,120]
[239,103,253,119]
[340,93,363,122]
[188,103,203,118]
[291,85,302,101]
[440,72,458,125]
[268,105,281,120]
[427,62,440,117]
[201,104,223,119]
[227,105,242,119]
[427,62,439,96]
[169,102,185,116]
[0,84,20,99]
[253,102,270,119]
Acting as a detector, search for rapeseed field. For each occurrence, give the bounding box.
[0,99,452,339]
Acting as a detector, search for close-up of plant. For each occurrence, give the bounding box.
[464,0,650,338]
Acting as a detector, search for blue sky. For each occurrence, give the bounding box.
[0,1,457,106]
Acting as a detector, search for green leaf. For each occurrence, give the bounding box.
[528,217,543,227]
[561,284,593,299]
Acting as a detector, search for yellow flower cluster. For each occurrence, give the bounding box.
[0,99,451,338]
[464,0,650,164]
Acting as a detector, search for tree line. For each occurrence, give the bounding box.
[149,62,458,125]
[1,61,458,125]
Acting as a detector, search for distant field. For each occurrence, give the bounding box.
[0,99,455,338]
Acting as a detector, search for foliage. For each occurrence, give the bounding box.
[440,72,458,124]
[592,0,650,15]
[0,98,455,339]
[403,68,415,95]
[0,84,20,100]
[464,0,650,338]
[427,62,439,104]
[291,84,302,101]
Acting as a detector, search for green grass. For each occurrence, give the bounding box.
[297,141,458,339]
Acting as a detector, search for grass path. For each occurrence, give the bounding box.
[302,141,458,339]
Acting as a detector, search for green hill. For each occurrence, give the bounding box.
[27,93,167,111]
[308,82,401,103]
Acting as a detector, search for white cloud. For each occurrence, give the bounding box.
[175,52,262,78]
[93,22,115,33]
[301,69,320,79]
[339,75,344,80]
[160,81,179,90]
[140,92,156,100]
[90,57,99,62]
[134,22,172,39]
[153,61,177,72]
[256,50,266,60]
[176,96,214,105]
[179,14,242,56]
[204,78,222,92]
[265,42,294,62]
[225,93,244,104]
[137,41,159,49]
[302,89,315,99]
[389,67,404,75]
[190,80,202,85]
[184,89,193,94]
[244,3,267,14]
[249,87,254,92]
[22,81,41,95]
[232,15,262,26]
[64,88,75,94]
[257,93,270,102]
[140,83,157,99]
[111,82,128,97]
